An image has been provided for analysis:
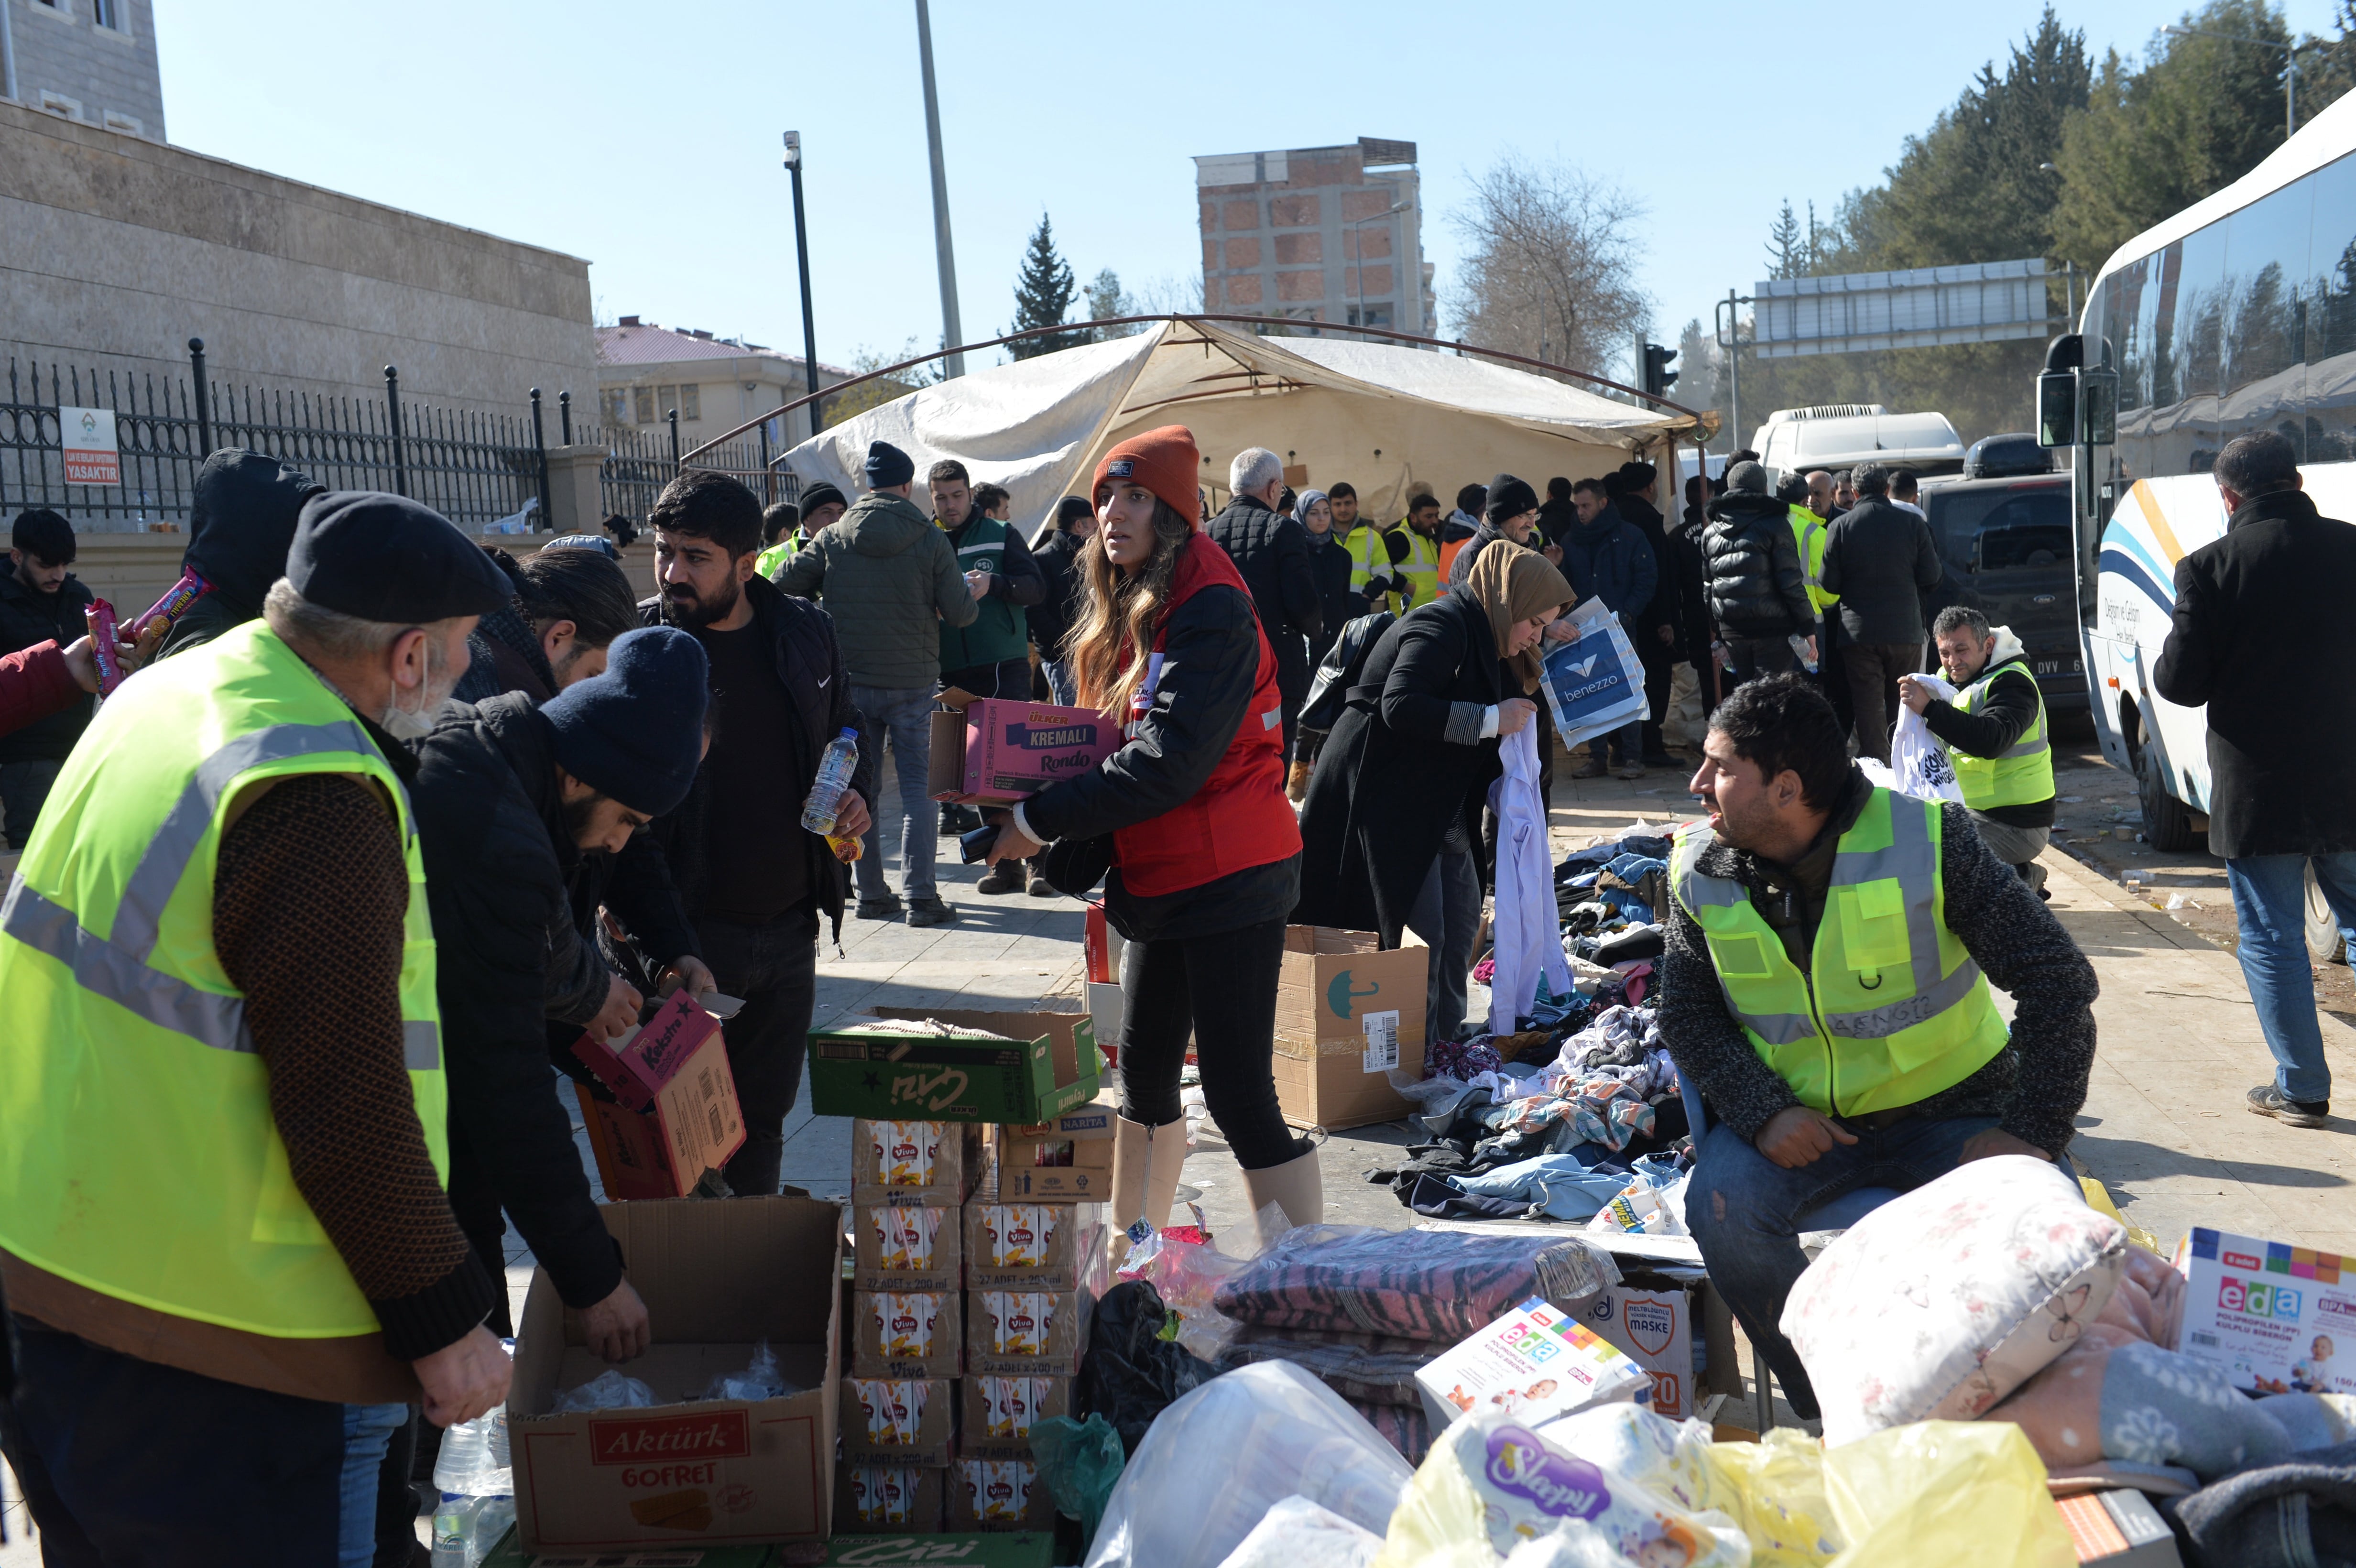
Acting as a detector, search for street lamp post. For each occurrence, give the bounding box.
[782,131,824,435]
[1348,199,1412,342]
[913,0,965,378]
[2165,23,2297,140]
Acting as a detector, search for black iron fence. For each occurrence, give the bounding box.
[594,414,799,527]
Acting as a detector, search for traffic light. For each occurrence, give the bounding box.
[1641,342,1679,400]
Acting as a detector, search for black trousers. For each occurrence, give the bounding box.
[1117,915,1298,1170]
[696,906,821,1197]
[1638,645,1675,757]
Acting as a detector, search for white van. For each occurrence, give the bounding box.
[1749,405,1968,486]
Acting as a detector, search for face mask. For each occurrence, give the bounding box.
[377,699,436,741]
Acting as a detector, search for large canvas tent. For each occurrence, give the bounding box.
[777,317,1706,534]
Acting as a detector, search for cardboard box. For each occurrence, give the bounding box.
[2175,1227,2356,1394]
[1415,1295,1651,1432]
[834,1464,947,1534]
[929,688,1121,805]
[810,1011,1103,1125]
[963,1198,1110,1290]
[990,1095,1117,1202]
[851,1120,983,1209]
[509,1198,839,1554]
[851,1203,964,1293]
[849,1290,962,1379]
[818,1533,1054,1567]
[945,1458,1055,1533]
[841,1376,956,1467]
[482,1522,779,1564]
[2055,1490,2182,1566]
[964,1288,1090,1378]
[1579,1283,1702,1420]
[1274,926,1428,1132]
[570,992,746,1200]
[958,1375,1073,1459]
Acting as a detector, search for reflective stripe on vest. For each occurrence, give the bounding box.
[1343,523,1392,607]
[0,620,446,1339]
[1388,525,1441,608]
[1952,658,2054,811]
[1788,505,1836,613]
[1669,789,2008,1116]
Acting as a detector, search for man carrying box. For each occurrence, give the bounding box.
[1660,674,2097,1421]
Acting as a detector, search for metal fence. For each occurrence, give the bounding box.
[593,415,800,527]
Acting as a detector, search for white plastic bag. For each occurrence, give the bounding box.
[551,1369,659,1413]
[1215,1494,1385,1568]
[1882,672,1963,803]
[1085,1362,1413,1568]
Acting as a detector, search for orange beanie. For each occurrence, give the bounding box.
[1092,425,1202,532]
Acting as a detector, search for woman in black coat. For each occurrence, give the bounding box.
[1294,546,1576,1042]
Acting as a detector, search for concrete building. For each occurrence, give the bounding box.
[1,0,166,142]
[595,320,852,448]
[1195,138,1435,338]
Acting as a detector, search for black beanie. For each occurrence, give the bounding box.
[798,481,848,516]
[287,491,512,623]
[539,626,709,817]
[1485,474,1539,524]
[864,442,915,489]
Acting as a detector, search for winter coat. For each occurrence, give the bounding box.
[1537,497,1581,552]
[1304,532,1358,670]
[1558,505,1658,623]
[1301,610,1396,735]
[1615,492,1679,642]
[1669,507,1716,668]
[0,640,86,741]
[1921,627,2053,828]
[407,692,621,1309]
[452,601,557,707]
[155,450,325,663]
[2154,487,2356,857]
[937,513,1046,671]
[1293,592,1507,946]
[775,490,975,690]
[1205,495,1320,709]
[1702,491,1814,639]
[1822,497,1942,647]
[1027,527,1089,661]
[611,574,878,955]
[0,569,92,762]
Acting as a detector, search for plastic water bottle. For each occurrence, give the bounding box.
[430,1494,478,1568]
[467,1495,516,1566]
[1787,632,1820,675]
[800,727,860,835]
[432,1405,511,1496]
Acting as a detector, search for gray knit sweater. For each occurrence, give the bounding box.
[1659,771,2097,1156]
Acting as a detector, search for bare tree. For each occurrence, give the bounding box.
[1449,155,1650,376]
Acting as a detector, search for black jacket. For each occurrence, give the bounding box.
[1669,507,1716,670]
[155,450,325,663]
[1304,533,1357,670]
[1293,593,1506,945]
[1027,528,1088,661]
[1822,497,1942,647]
[1301,610,1395,735]
[615,574,877,955]
[1922,652,2053,828]
[1204,495,1320,665]
[2155,487,2356,856]
[1702,492,1813,639]
[1616,492,1679,640]
[453,603,557,707]
[0,569,92,762]
[408,693,620,1308]
[1537,497,1581,552]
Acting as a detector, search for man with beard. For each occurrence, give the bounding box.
[622,470,876,1196]
[1660,674,2095,1423]
[0,510,95,848]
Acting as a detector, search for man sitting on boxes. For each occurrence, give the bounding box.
[1660,673,2097,1422]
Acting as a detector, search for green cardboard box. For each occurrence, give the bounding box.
[818,1533,1054,1566]
[481,1522,775,1562]
[808,1011,1102,1124]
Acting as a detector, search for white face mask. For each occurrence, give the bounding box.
[377,636,461,740]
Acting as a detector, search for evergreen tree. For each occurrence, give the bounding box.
[1006,214,1080,359]
[1765,201,1806,280]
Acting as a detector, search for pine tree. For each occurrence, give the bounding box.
[1766,201,1806,280]
[1006,214,1080,359]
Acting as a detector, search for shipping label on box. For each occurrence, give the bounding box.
[1581,1285,1699,1420]
[852,1120,981,1209]
[841,1376,955,1467]
[2176,1228,2356,1394]
[852,1204,963,1293]
[958,1375,1073,1459]
[964,1198,1109,1290]
[947,1457,1055,1533]
[1273,926,1427,1132]
[1417,1296,1651,1433]
[820,1531,1056,1566]
[835,1462,947,1534]
[965,1288,1089,1378]
[850,1290,962,1379]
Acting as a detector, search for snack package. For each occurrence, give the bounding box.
[134,567,213,636]
[84,599,124,695]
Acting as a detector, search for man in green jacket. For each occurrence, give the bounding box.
[777,442,976,927]
[928,459,1047,884]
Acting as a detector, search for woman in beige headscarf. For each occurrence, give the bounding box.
[1295,543,1575,1042]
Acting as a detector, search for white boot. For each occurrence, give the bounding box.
[1241,1141,1324,1245]
[1110,1113,1188,1237]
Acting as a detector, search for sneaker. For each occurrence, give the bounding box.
[2247,1083,2331,1128]
[856,893,904,921]
[1617,761,1647,780]
[974,860,1024,894]
[907,897,960,928]
[1027,872,1057,897]
[1571,757,1609,780]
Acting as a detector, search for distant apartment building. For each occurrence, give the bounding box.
[595,320,855,448]
[1195,138,1434,337]
[1,0,166,141]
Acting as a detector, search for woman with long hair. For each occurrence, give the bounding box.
[984,426,1314,1234]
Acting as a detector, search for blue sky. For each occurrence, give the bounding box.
[155,0,2343,392]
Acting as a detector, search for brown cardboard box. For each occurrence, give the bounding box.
[851,1203,964,1293]
[989,1092,1117,1202]
[963,1197,1110,1291]
[834,1462,948,1534]
[851,1119,983,1209]
[958,1374,1073,1459]
[509,1197,839,1553]
[849,1290,963,1379]
[946,1457,1055,1532]
[840,1376,956,1467]
[569,992,746,1200]
[1273,926,1429,1131]
[927,687,1121,806]
[964,1288,1090,1378]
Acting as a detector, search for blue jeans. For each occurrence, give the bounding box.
[2226,852,2356,1103]
[1686,1116,2077,1419]
[1041,659,1077,707]
[850,684,938,902]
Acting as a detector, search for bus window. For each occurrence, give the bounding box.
[2220,177,2314,453]
[2306,151,2356,461]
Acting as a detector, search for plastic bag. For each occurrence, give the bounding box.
[700,1337,793,1402]
[1085,1362,1413,1568]
[1821,1421,2071,1568]
[1031,1412,1125,1551]
[1081,1280,1216,1456]
[1119,1224,1250,1362]
[1215,1494,1385,1568]
[1878,674,1964,804]
[551,1369,659,1413]
[1697,1430,1843,1568]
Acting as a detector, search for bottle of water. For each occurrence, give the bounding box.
[467,1494,516,1566]
[799,727,860,835]
[1787,632,1820,675]
[432,1405,511,1497]
[430,1494,478,1568]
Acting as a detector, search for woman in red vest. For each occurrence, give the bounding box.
[986,425,1313,1237]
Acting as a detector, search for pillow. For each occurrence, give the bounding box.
[1780,1154,2127,1446]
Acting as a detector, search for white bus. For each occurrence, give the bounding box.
[2049,88,2356,950]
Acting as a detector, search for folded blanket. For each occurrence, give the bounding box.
[1214,1330,1437,1408]
[1211,1226,1614,1341]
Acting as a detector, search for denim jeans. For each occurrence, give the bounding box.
[695,906,821,1195]
[850,684,938,902]
[1041,659,1077,707]
[1686,1116,2076,1419]
[1,1316,407,1567]
[2226,851,2356,1103]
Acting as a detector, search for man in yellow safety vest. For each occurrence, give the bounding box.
[1384,492,1448,610]
[1900,605,2055,888]
[0,490,519,1562]
[1662,673,2095,1422]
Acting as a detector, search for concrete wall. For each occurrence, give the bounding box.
[0,99,597,415]
[5,0,166,141]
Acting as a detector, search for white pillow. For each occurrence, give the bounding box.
[1780,1154,2127,1446]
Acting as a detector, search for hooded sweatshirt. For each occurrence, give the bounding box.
[1920,625,2053,827]
[774,489,976,689]
[155,451,326,663]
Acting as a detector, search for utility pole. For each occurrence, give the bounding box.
[782,131,825,433]
[914,0,965,378]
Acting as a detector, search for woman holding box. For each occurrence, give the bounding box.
[983,425,1312,1236]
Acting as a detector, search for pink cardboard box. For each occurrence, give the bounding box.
[929,690,1121,805]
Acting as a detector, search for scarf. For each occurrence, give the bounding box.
[1297,489,1331,548]
[1467,543,1574,695]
